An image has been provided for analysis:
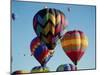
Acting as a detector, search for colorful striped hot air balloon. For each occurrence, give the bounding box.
[31,66,49,73]
[33,8,67,49]
[12,70,30,75]
[61,30,88,65]
[56,64,77,71]
[30,37,54,67]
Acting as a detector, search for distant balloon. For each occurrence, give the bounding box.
[11,56,13,63]
[33,8,67,49]
[12,13,15,20]
[12,70,30,75]
[67,7,71,12]
[56,64,77,71]
[30,37,54,67]
[31,66,49,73]
[61,30,88,65]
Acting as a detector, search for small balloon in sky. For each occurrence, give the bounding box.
[24,54,26,56]
[12,13,15,20]
[68,7,71,12]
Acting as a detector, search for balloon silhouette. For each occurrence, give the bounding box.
[56,64,77,71]
[30,37,54,67]
[31,66,49,73]
[67,7,71,12]
[12,13,15,20]
[61,30,88,65]
[33,8,67,49]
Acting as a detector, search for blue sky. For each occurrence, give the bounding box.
[12,1,96,72]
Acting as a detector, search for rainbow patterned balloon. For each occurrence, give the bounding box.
[61,30,88,65]
[30,37,54,67]
[33,8,67,49]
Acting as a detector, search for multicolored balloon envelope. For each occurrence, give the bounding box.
[31,66,49,73]
[30,37,54,67]
[12,70,30,75]
[61,30,88,65]
[33,8,67,49]
[56,64,77,71]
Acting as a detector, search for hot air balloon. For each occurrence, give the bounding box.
[67,7,71,12]
[30,37,54,67]
[33,8,67,49]
[12,13,15,20]
[31,66,49,73]
[61,30,88,66]
[12,70,30,75]
[56,64,77,71]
